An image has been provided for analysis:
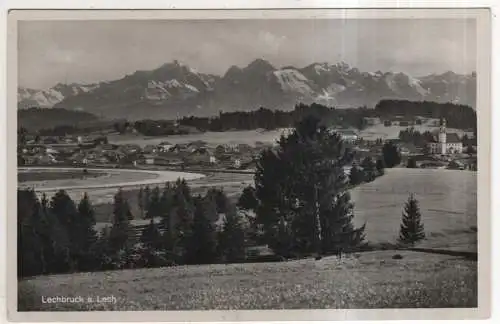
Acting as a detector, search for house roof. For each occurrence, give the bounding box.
[430,133,462,143]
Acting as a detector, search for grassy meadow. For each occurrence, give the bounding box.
[18,250,477,311]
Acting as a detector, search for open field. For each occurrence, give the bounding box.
[359,124,467,141]
[18,168,205,202]
[350,168,477,252]
[18,250,477,311]
[107,123,468,147]
[18,169,104,183]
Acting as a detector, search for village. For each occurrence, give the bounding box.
[17,115,478,173]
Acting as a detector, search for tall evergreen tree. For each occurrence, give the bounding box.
[398,194,425,245]
[49,190,80,271]
[349,165,364,186]
[140,219,162,250]
[75,193,98,271]
[237,186,258,211]
[146,186,161,219]
[361,157,377,182]
[376,158,386,176]
[138,187,145,219]
[382,142,402,168]
[143,185,151,216]
[218,204,246,263]
[254,115,366,257]
[185,196,218,264]
[109,189,133,253]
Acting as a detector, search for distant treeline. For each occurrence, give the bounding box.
[375,100,477,131]
[18,108,100,133]
[179,104,373,132]
[19,100,477,137]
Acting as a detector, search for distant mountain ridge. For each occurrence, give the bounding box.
[18,59,476,120]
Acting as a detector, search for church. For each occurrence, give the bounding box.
[427,119,463,155]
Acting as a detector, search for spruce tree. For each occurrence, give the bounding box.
[349,165,364,186]
[143,186,151,216]
[140,219,162,248]
[237,186,258,211]
[218,204,246,263]
[146,186,161,219]
[109,189,133,253]
[138,187,145,219]
[185,196,218,264]
[254,115,366,257]
[398,194,425,245]
[376,158,386,176]
[361,157,377,182]
[76,193,98,271]
[382,142,402,168]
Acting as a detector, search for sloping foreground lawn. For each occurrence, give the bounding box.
[18,250,476,311]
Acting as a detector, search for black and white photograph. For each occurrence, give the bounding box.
[6,7,491,321]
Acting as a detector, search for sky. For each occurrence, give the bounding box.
[18,18,477,89]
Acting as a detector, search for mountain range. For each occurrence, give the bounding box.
[18,59,476,120]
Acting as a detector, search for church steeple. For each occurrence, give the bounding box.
[438,118,447,154]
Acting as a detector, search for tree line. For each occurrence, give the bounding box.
[376,100,477,131]
[17,179,249,278]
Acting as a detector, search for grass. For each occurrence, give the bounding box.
[18,250,477,311]
[350,168,477,252]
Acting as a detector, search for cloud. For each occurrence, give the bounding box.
[257,31,287,52]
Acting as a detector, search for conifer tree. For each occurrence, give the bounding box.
[146,186,161,219]
[254,115,366,256]
[109,189,133,253]
[218,204,246,263]
[361,157,377,182]
[140,218,162,250]
[382,142,402,168]
[138,187,145,219]
[185,196,218,264]
[143,185,151,216]
[349,165,364,186]
[398,194,425,245]
[237,186,258,211]
[76,193,98,270]
[376,158,386,176]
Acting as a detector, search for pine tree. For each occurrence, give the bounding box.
[49,190,80,271]
[159,183,173,218]
[138,187,145,219]
[109,189,133,253]
[398,194,425,245]
[169,186,195,261]
[143,185,151,216]
[146,186,161,219]
[76,193,98,271]
[140,219,162,250]
[185,196,218,264]
[237,186,258,211]
[254,115,366,257]
[382,142,402,168]
[218,204,246,263]
[376,158,386,176]
[349,165,364,186]
[361,157,377,182]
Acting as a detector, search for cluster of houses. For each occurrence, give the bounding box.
[17,134,264,171]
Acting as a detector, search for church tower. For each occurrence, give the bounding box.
[439,118,447,155]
